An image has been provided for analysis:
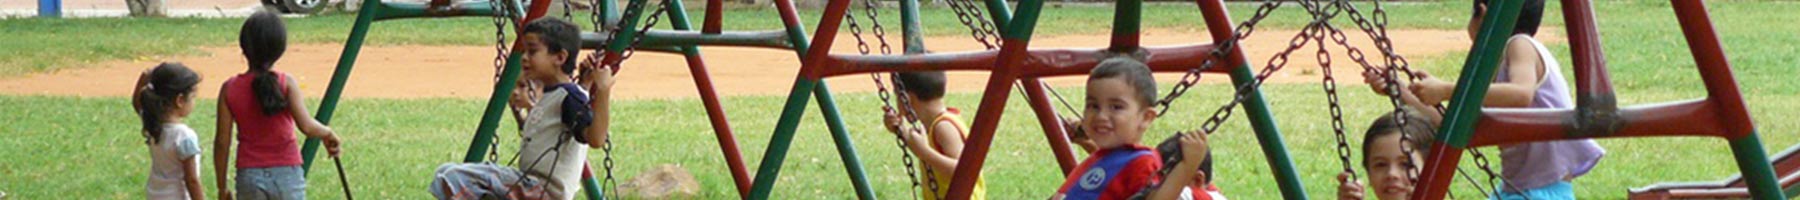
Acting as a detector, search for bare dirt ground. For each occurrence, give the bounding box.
[0,29,1558,100]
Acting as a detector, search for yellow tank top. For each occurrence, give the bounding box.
[920,108,985,200]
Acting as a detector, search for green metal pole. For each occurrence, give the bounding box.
[1729,134,1786,200]
[1226,64,1307,199]
[900,0,925,53]
[748,0,856,198]
[979,0,1012,30]
[815,83,879,199]
[301,0,384,173]
[1109,0,1140,50]
[603,0,651,52]
[462,55,526,163]
[749,78,819,199]
[1438,0,1524,149]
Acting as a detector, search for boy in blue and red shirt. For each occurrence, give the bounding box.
[1054,58,1210,200]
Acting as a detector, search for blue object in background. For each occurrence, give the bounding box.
[39,0,61,18]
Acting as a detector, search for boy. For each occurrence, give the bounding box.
[1363,0,1604,198]
[1053,58,1208,200]
[430,18,614,200]
[880,71,986,199]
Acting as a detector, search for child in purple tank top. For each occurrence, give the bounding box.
[1362,0,1605,199]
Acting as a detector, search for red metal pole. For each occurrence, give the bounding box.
[1560,0,1612,97]
[1670,0,1756,137]
[704,0,723,34]
[946,36,1030,200]
[793,0,851,80]
[1412,143,1465,200]
[683,54,753,196]
[1021,79,1079,174]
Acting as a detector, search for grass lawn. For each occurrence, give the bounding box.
[2,0,1798,199]
[2,83,1796,199]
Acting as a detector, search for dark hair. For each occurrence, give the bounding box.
[241,11,290,115]
[1089,57,1158,107]
[1361,109,1438,165]
[137,63,201,144]
[522,18,582,74]
[1154,134,1214,184]
[1474,0,1546,36]
[895,71,947,101]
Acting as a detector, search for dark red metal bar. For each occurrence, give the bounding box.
[682,52,753,197]
[813,44,1224,78]
[704,0,722,34]
[945,36,1032,200]
[1671,0,1756,138]
[1413,143,1466,200]
[793,0,851,80]
[1561,0,1613,97]
[1021,79,1079,174]
[1467,99,1730,147]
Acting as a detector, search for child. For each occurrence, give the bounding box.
[1362,0,1604,198]
[430,17,614,200]
[1336,109,1437,200]
[1067,125,1222,200]
[136,63,207,200]
[1053,58,1208,200]
[214,11,343,200]
[879,71,986,199]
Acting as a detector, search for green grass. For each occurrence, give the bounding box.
[3,0,1799,199]
[0,2,1471,77]
[2,82,1796,199]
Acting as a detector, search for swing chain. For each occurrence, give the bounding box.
[847,1,933,198]
[487,0,514,164]
[945,0,999,48]
[602,137,620,200]
[1196,20,1322,134]
[1154,0,1281,115]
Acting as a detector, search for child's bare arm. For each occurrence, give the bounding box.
[1409,39,1542,107]
[213,89,234,199]
[1150,132,1209,200]
[915,121,967,173]
[181,156,208,200]
[283,77,340,157]
[585,66,616,149]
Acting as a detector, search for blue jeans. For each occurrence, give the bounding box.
[1493,181,1575,200]
[236,166,306,200]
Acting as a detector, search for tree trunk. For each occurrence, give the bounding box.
[126,0,167,17]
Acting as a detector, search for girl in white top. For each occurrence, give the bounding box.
[135,63,206,200]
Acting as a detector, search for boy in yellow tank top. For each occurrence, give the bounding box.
[882,71,986,199]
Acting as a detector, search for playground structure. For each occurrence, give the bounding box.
[1409,0,1786,199]
[278,0,1787,199]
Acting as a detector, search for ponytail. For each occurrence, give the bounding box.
[252,70,288,114]
[136,87,169,144]
[241,11,290,115]
[136,63,201,145]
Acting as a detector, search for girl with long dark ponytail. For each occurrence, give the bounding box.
[133,62,207,199]
[215,11,341,200]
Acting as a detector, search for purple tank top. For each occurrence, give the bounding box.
[1492,35,1607,191]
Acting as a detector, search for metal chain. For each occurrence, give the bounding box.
[847,1,932,198]
[1154,0,1282,115]
[944,0,999,48]
[1194,20,1322,134]
[602,138,619,200]
[487,0,513,164]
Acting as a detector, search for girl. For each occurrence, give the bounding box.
[1336,109,1437,200]
[136,63,206,200]
[215,11,342,200]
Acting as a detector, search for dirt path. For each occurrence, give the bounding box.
[0,29,1554,100]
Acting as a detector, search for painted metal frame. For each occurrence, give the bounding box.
[1408,0,1782,199]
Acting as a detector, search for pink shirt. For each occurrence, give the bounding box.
[223,72,303,168]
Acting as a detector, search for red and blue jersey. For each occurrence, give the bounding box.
[1055,145,1163,200]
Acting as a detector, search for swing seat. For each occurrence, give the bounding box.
[1628,143,1800,199]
